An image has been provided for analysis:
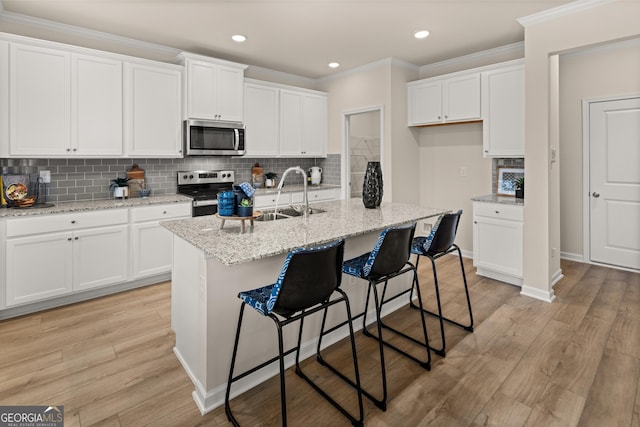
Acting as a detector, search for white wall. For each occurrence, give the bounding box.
[559,39,640,258]
[417,122,492,253]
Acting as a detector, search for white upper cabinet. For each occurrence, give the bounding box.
[125,62,183,157]
[244,82,280,156]
[481,62,525,157]
[407,72,481,126]
[72,54,123,156]
[9,43,72,156]
[0,41,8,158]
[176,53,247,122]
[9,43,124,157]
[244,79,328,158]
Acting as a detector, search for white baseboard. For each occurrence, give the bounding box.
[520,285,556,303]
[560,251,584,262]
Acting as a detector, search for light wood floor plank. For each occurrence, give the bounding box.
[1,260,638,426]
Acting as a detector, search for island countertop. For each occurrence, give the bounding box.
[161,198,447,266]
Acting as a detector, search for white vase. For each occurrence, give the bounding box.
[113,186,129,199]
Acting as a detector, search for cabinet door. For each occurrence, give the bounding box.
[9,43,71,156]
[216,64,244,122]
[73,225,128,291]
[131,221,173,278]
[126,63,182,157]
[0,41,8,157]
[302,94,327,156]
[244,83,280,156]
[473,215,523,278]
[407,80,442,125]
[186,60,216,120]
[6,232,73,306]
[444,73,480,122]
[72,54,123,156]
[481,65,525,157]
[280,90,303,155]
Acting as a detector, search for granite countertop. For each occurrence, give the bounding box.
[161,198,447,266]
[0,194,192,218]
[253,183,340,196]
[471,194,524,206]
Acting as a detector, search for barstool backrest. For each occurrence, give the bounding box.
[365,223,416,279]
[426,210,462,255]
[273,239,345,317]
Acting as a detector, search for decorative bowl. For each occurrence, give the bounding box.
[139,189,152,198]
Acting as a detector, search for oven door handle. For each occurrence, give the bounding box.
[193,199,219,207]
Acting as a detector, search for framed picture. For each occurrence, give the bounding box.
[496,167,524,196]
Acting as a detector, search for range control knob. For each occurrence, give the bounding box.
[189,175,194,179]
[183,175,188,180]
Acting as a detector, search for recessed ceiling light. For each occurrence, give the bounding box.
[232,34,247,42]
[328,62,340,68]
[414,30,430,39]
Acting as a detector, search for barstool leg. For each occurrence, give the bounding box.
[368,278,389,411]
[273,317,288,427]
[456,246,474,331]
[225,304,246,426]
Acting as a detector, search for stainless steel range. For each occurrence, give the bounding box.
[177,170,235,217]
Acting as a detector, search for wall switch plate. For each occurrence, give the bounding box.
[40,170,51,183]
[460,166,468,177]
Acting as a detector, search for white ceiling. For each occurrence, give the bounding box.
[1,0,574,79]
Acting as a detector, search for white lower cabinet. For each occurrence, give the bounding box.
[130,203,191,279]
[254,188,339,209]
[472,201,523,286]
[5,210,129,306]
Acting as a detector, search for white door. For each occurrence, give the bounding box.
[589,97,640,270]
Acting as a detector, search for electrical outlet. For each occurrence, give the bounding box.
[40,170,51,183]
[460,166,468,177]
[423,223,432,233]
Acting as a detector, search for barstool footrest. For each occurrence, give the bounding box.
[363,324,431,370]
[408,302,474,331]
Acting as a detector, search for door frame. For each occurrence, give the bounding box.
[581,93,640,267]
[341,105,384,200]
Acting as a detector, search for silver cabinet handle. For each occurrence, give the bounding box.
[592,192,600,198]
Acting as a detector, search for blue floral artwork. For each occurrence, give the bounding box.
[496,167,524,196]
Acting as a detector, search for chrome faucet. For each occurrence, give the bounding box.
[278,166,309,217]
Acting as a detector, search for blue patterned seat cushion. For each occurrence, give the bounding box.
[411,213,444,255]
[239,284,277,316]
[342,252,372,278]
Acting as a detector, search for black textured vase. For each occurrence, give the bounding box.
[362,161,383,209]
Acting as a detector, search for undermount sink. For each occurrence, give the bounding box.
[255,207,326,221]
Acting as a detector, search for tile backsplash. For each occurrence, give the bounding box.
[1,155,341,203]
[492,158,524,193]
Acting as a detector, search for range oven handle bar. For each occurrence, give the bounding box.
[193,199,219,207]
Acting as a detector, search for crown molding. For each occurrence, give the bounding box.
[245,65,317,88]
[517,0,617,27]
[561,35,640,58]
[0,9,181,58]
[317,57,419,84]
[419,42,524,75]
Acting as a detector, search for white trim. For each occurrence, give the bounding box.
[561,251,585,263]
[419,42,524,75]
[520,285,556,303]
[342,105,385,201]
[562,36,640,59]
[0,11,180,59]
[518,0,617,27]
[319,57,418,84]
[551,269,564,287]
[245,65,318,89]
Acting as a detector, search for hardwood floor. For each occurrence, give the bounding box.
[1,258,638,426]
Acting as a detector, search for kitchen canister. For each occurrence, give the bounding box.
[217,191,236,216]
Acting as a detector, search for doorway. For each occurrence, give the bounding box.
[583,96,640,270]
[343,106,383,200]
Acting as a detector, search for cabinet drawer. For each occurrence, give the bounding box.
[131,203,191,222]
[291,188,338,203]
[473,202,523,221]
[254,193,290,208]
[7,209,129,237]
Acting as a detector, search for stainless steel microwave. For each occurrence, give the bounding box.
[184,119,246,156]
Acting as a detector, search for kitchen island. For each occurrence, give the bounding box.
[161,198,447,414]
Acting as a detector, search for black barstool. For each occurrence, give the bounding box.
[410,209,474,357]
[318,223,431,411]
[224,239,363,427]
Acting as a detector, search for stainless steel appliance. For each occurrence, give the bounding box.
[177,170,235,217]
[184,119,246,156]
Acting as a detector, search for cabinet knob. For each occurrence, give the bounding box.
[592,192,600,198]
[445,115,448,119]
[71,220,76,224]
[66,148,71,152]
[74,237,79,240]
[495,210,500,214]
[163,211,167,214]
[67,237,72,241]
[72,148,77,152]
[484,150,488,153]
[437,115,441,120]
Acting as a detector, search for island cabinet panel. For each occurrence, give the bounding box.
[177,54,246,123]
[130,203,191,279]
[407,72,480,126]
[125,62,183,157]
[290,188,339,204]
[472,201,523,286]
[481,62,525,157]
[4,210,129,307]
